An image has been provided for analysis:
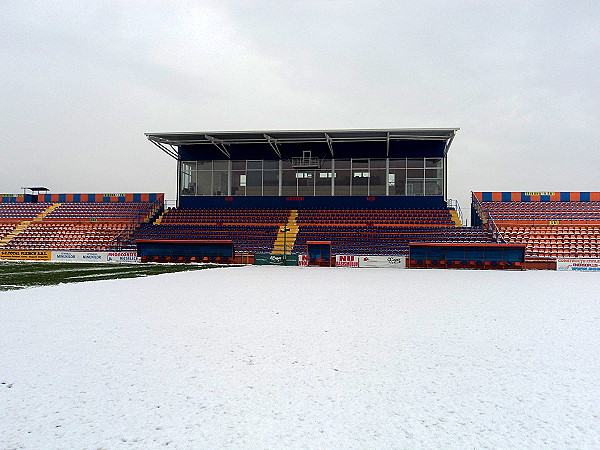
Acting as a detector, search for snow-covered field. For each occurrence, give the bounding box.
[1,266,599,449]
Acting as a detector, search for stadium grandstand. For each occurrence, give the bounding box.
[0,193,163,252]
[1,129,598,270]
[137,128,498,263]
[473,192,600,263]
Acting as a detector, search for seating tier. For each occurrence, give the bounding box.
[478,200,600,258]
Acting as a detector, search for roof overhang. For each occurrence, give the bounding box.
[145,128,459,160]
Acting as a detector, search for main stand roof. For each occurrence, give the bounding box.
[146,128,458,160]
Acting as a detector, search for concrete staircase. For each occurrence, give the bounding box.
[271,210,299,254]
[449,209,462,227]
[153,209,167,224]
[33,203,61,221]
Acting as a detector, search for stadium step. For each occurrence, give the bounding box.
[449,209,462,227]
[272,210,299,254]
[0,220,32,247]
[33,203,62,221]
[154,209,167,225]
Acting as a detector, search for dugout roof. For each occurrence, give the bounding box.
[146,128,458,160]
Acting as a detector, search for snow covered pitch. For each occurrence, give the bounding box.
[1,266,599,449]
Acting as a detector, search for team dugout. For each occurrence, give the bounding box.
[146,129,457,208]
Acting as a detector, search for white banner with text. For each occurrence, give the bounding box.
[358,255,406,268]
[556,258,600,271]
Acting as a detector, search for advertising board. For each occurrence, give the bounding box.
[556,258,600,271]
[106,252,140,263]
[358,255,406,268]
[51,251,108,262]
[0,250,51,261]
[254,254,298,266]
[335,255,359,267]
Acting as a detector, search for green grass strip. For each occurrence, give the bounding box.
[0,261,233,291]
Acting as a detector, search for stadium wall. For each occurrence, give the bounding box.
[178,195,448,210]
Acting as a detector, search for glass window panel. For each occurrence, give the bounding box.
[352,170,368,195]
[369,169,386,195]
[231,171,245,195]
[247,160,262,170]
[370,159,386,168]
[334,169,351,195]
[196,171,212,195]
[425,179,443,195]
[388,169,406,196]
[389,158,406,168]
[213,160,228,171]
[180,162,194,195]
[232,161,245,170]
[407,169,424,178]
[407,158,424,168]
[352,159,368,169]
[246,186,262,196]
[298,170,315,196]
[314,186,330,196]
[263,170,278,185]
[247,171,262,184]
[212,171,228,196]
[246,171,262,195]
[406,179,424,195]
[183,161,196,171]
[425,169,441,178]
[335,160,351,169]
[425,158,443,168]
[352,185,368,195]
[281,170,297,196]
[263,170,279,196]
[263,186,278,196]
[315,170,332,196]
[197,160,212,170]
[263,160,279,170]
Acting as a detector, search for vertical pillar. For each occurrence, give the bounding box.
[278,159,283,196]
[331,159,335,196]
[443,157,447,201]
[176,159,181,208]
[227,160,231,196]
[385,158,390,196]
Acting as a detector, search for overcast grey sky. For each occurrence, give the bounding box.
[1,0,599,210]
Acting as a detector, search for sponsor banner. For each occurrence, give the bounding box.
[298,254,308,266]
[525,192,555,196]
[254,253,298,266]
[557,258,600,271]
[358,255,406,268]
[51,251,108,262]
[0,250,51,261]
[335,255,359,267]
[107,252,140,263]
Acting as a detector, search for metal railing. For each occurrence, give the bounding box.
[110,197,165,250]
[471,192,506,243]
[446,198,464,226]
[291,157,321,168]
